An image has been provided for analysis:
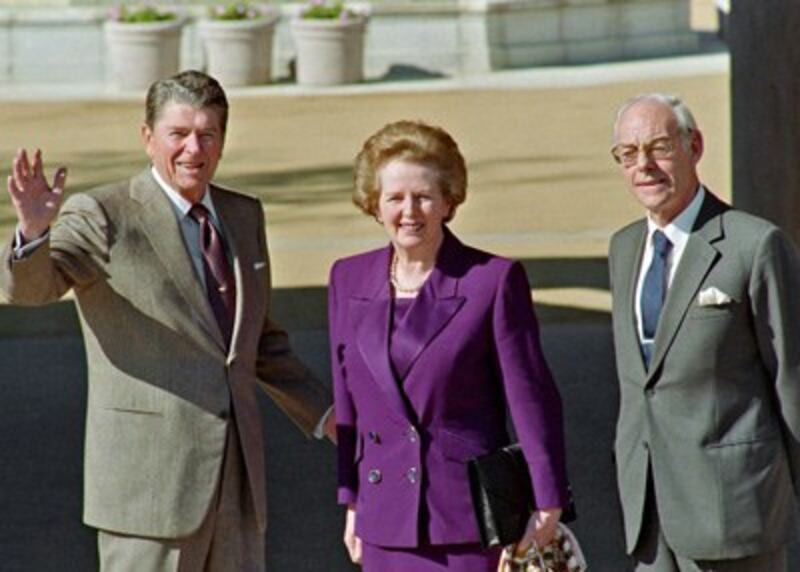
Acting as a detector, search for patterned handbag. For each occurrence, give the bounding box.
[497,523,587,572]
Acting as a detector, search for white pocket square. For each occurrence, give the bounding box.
[697,286,732,307]
[253,261,268,270]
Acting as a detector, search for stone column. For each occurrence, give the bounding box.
[725,0,800,246]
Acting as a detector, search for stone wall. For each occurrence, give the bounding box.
[0,0,699,87]
[474,0,698,69]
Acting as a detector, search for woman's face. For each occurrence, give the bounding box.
[377,160,452,256]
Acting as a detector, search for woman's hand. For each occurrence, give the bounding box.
[344,504,363,564]
[514,507,562,557]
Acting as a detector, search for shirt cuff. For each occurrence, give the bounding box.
[313,405,334,440]
[13,226,49,259]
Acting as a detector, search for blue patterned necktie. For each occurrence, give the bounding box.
[640,230,672,368]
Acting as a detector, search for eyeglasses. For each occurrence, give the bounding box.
[610,137,678,167]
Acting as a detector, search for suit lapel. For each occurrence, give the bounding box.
[618,222,649,380]
[393,234,465,380]
[130,169,225,352]
[353,232,467,417]
[646,194,727,384]
[353,247,412,423]
[211,187,251,362]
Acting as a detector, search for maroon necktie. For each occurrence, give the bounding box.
[189,204,236,347]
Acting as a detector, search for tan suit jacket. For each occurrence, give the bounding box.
[0,169,330,539]
[609,191,800,560]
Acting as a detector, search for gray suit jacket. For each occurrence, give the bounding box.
[0,169,330,539]
[609,191,800,560]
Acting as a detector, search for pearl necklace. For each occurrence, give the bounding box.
[390,253,425,294]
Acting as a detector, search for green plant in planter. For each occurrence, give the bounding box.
[300,0,364,21]
[109,5,176,23]
[209,2,267,20]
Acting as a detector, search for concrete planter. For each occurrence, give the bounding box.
[104,18,185,91]
[198,15,279,87]
[290,17,367,86]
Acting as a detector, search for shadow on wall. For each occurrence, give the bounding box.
[519,257,609,290]
[376,64,448,82]
[265,256,612,332]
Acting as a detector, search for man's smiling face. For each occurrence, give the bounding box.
[142,101,225,203]
[614,99,703,227]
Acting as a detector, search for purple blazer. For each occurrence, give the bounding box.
[328,230,569,548]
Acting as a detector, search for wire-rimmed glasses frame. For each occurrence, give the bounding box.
[610,135,683,167]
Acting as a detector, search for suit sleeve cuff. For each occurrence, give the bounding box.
[13,226,49,260]
[312,405,334,440]
[338,488,357,505]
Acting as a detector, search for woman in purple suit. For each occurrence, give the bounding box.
[328,120,570,571]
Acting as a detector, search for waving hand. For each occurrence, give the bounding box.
[7,148,67,240]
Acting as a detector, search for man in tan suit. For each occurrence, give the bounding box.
[608,93,800,571]
[1,70,332,571]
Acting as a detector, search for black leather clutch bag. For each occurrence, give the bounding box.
[467,444,575,548]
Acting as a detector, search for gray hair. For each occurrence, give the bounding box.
[145,70,229,136]
[614,93,698,147]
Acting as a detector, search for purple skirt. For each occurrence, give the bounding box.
[362,541,502,572]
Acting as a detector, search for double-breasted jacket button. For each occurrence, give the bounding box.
[407,426,418,443]
[367,469,382,484]
[406,467,419,484]
[368,431,381,444]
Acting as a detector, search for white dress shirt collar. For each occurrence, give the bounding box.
[645,185,706,257]
[634,185,706,343]
[150,166,218,221]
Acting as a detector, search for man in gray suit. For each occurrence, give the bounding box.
[1,70,332,571]
[608,93,800,571]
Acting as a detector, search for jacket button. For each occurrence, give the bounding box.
[367,469,382,484]
[408,426,418,443]
[406,467,418,484]
[368,431,381,444]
